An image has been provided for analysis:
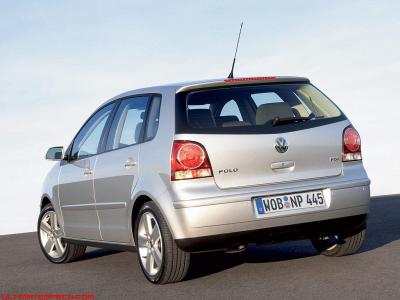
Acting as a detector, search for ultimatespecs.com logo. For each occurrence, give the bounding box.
[1,295,94,300]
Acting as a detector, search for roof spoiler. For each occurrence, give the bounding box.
[176,76,310,93]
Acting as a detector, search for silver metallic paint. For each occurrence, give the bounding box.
[41,78,370,248]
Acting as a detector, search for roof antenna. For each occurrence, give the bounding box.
[227,22,243,79]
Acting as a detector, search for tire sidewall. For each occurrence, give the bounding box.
[312,227,366,256]
[134,202,166,283]
[37,204,69,263]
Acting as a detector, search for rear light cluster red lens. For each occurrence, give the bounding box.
[342,126,362,161]
[171,141,213,180]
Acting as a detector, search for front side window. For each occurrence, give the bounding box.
[106,96,149,150]
[71,103,115,160]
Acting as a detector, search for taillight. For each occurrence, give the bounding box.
[342,126,362,161]
[171,141,213,180]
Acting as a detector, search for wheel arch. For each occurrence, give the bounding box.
[131,194,152,231]
[40,194,52,210]
[131,193,175,242]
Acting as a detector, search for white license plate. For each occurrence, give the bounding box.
[254,190,326,216]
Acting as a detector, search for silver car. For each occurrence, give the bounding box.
[39,76,370,284]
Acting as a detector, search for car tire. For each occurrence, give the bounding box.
[134,201,190,284]
[311,228,366,257]
[38,203,86,263]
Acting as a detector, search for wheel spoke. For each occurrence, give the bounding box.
[44,238,54,253]
[152,247,162,267]
[50,212,57,230]
[145,248,152,272]
[150,225,160,244]
[54,229,63,238]
[40,221,52,235]
[137,234,147,247]
[54,238,64,255]
[144,214,152,237]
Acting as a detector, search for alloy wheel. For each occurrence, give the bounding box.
[39,211,65,258]
[137,212,163,276]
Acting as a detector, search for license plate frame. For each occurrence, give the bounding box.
[253,190,326,217]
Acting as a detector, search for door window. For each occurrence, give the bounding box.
[144,96,161,141]
[106,96,149,150]
[70,103,115,160]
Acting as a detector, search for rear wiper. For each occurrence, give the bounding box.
[272,116,311,126]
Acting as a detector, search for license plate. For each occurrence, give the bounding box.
[254,190,326,216]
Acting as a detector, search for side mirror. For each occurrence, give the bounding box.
[45,146,64,161]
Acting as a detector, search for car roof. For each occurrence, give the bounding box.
[104,76,310,104]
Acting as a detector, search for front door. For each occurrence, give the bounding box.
[59,102,115,240]
[59,156,99,239]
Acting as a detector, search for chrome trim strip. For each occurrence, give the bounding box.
[95,202,127,210]
[61,203,97,211]
[61,202,127,211]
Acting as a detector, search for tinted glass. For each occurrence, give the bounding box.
[251,92,283,106]
[181,83,342,133]
[106,96,149,150]
[220,100,243,121]
[144,96,161,141]
[71,103,115,160]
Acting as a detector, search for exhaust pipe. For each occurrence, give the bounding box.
[225,245,246,254]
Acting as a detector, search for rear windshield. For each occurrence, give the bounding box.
[175,83,345,134]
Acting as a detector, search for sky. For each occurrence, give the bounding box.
[0,0,399,235]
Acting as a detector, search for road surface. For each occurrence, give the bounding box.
[1,195,399,299]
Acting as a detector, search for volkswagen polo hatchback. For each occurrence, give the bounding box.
[39,76,370,284]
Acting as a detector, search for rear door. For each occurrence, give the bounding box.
[93,95,161,243]
[179,83,345,189]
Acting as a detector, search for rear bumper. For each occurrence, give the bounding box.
[176,214,367,252]
[165,179,370,245]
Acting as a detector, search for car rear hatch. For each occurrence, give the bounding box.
[175,78,347,189]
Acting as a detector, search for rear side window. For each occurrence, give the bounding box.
[106,96,149,150]
[144,96,161,141]
[176,83,344,134]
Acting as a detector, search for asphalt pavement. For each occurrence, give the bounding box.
[1,195,399,299]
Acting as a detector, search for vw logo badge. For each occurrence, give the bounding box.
[275,137,288,153]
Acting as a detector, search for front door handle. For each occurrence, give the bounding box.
[83,168,93,176]
[124,158,137,169]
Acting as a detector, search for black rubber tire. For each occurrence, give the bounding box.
[134,201,190,284]
[37,204,87,263]
[311,228,366,257]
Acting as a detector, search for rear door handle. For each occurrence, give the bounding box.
[83,168,93,176]
[124,158,137,169]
